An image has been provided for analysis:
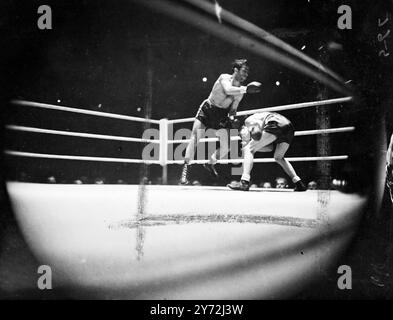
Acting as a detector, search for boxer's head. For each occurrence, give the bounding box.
[232,59,249,83]
[250,126,262,141]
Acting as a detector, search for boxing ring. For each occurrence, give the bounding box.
[3,95,367,299]
[2,0,368,300]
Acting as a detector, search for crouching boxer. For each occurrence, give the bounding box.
[227,111,307,191]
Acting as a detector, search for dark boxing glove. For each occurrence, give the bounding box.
[246,81,262,94]
[229,117,243,130]
[219,116,243,130]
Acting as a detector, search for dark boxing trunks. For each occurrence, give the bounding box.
[263,113,294,144]
[195,100,229,130]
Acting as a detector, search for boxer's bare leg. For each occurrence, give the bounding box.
[258,144,274,153]
[184,119,206,164]
[273,142,299,181]
[228,132,276,191]
[210,128,230,164]
[241,132,277,182]
[274,142,306,191]
[180,119,205,184]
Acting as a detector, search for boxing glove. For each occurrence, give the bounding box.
[246,81,261,94]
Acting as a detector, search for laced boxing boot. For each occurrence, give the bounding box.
[227,179,250,191]
[179,163,190,185]
[203,163,218,178]
[294,180,307,192]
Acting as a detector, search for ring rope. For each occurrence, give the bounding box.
[5,124,354,145]
[11,100,160,124]
[294,126,355,136]
[168,97,353,124]
[167,155,349,165]
[10,97,352,126]
[4,150,347,165]
[167,126,355,144]
[6,98,354,167]
[4,150,160,164]
[5,125,160,144]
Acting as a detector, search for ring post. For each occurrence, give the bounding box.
[159,118,168,184]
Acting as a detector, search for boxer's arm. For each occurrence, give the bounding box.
[239,126,251,147]
[228,96,242,118]
[219,75,247,95]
